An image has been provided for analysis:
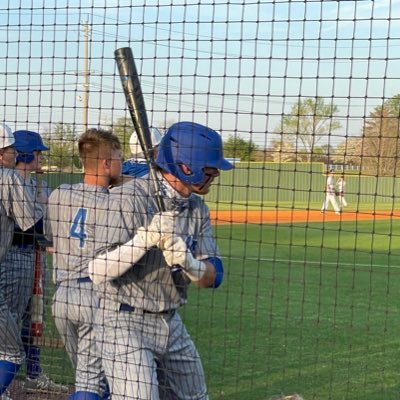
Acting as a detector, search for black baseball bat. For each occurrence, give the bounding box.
[114,47,165,212]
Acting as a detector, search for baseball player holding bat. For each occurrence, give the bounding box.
[0,124,45,398]
[88,121,233,399]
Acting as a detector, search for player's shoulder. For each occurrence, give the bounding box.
[122,159,149,177]
[59,183,74,190]
[0,167,24,184]
[50,183,73,194]
[111,176,149,196]
[189,193,205,206]
[189,194,210,214]
[48,183,75,201]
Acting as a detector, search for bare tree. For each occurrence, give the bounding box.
[332,137,363,167]
[361,100,400,176]
[267,138,297,162]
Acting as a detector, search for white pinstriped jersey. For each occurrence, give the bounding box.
[0,167,43,262]
[326,176,336,194]
[337,179,346,193]
[47,183,131,283]
[101,177,220,312]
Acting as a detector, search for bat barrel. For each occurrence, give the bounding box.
[114,47,166,212]
[114,48,151,158]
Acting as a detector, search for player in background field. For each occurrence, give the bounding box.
[320,169,341,215]
[6,130,68,395]
[46,129,127,400]
[336,175,348,209]
[88,121,233,400]
[122,127,162,178]
[0,124,45,398]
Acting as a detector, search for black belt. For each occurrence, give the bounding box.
[77,277,92,283]
[12,244,35,250]
[56,276,92,289]
[119,303,175,316]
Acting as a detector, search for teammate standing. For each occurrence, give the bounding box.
[122,127,162,178]
[47,129,125,400]
[88,121,233,399]
[3,130,68,395]
[336,175,348,209]
[0,124,45,398]
[320,169,340,215]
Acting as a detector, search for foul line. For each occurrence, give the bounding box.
[231,257,399,270]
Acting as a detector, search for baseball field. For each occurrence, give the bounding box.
[192,209,400,399]
[10,207,400,400]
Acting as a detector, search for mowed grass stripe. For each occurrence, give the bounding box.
[182,220,400,400]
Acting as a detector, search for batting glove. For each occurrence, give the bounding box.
[88,211,179,285]
[134,211,179,249]
[160,235,207,282]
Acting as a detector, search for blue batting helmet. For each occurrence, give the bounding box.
[155,121,233,185]
[13,130,49,164]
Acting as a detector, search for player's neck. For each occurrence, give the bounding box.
[15,165,31,180]
[161,171,191,198]
[84,173,110,189]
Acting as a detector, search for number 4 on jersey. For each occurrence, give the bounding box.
[70,208,88,248]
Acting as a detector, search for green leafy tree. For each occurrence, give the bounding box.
[276,97,342,162]
[111,117,134,160]
[43,123,80,171]
[223,135,258,161]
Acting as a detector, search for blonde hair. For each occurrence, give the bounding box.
[78,128,121,168]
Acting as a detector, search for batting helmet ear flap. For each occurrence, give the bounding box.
[179,163,193,177]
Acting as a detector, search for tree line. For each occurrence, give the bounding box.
[42,94,400,177]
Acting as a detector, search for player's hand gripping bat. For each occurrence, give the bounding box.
[114,47,186,284]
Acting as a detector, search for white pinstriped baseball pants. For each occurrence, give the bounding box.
[0,247,36,364]
[52,280,106,395]
[95,300,208,400]
[321,193,340,213]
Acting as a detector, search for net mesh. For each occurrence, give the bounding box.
[1,1,399,399]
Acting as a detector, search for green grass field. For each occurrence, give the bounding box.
[182,220,400,400]
[39,219,400,399]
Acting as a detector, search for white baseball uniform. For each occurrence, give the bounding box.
[336,178,348,208]
[321,174,340,213]
[0,177,50,354]
[0,168,44,365]
[90,176,221,400]
[47,183,130,395]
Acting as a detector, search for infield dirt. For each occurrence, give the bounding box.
[210,209,399,225]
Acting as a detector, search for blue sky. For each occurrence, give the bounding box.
[1,0,399,148]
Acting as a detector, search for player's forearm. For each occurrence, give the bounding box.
[89,213,178,284]
[190,260,217,288]
[160,235,224,289]
[88,239,146,285]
